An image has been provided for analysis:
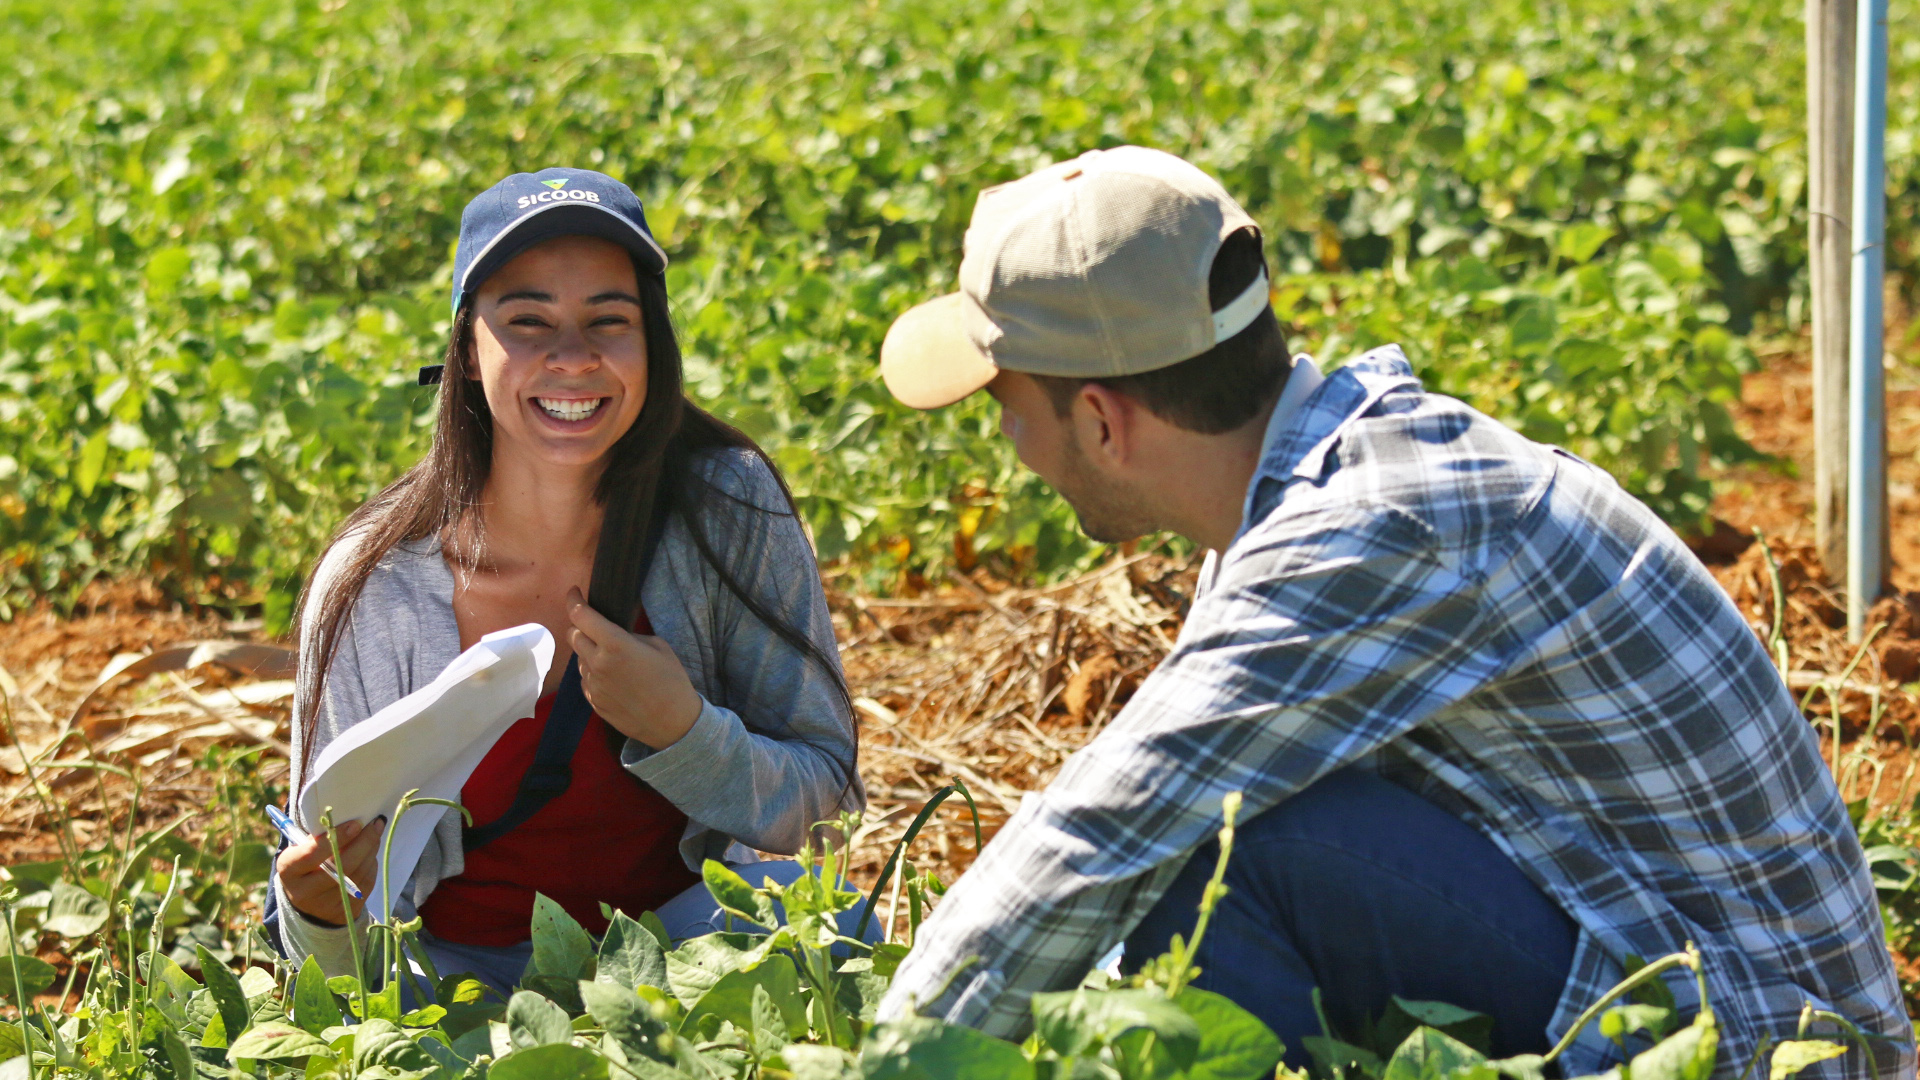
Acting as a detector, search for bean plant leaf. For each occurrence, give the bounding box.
[414,1031,467,1073]
[1598,1003,1674,1047]
[870,943,911,978]
[781,1044,861,1080]
[863,1016,1036,1080]
[1622,955,1679,1013]
[354,978,403,1022]
[684,956,806,1039]
[179,985,216,1038]
[195,945,252,1044]
[436,976,504,1040]
[1173,988,1284,1080]
[146,953,200,1025]
[580,979,668,1064]
[1031,987,1200,1068]
[1625,1010,1719,1080]
[506,989,575,1049]
[1769,1040,1849,1080]
[350,1018,440,1074]
[833,969,891,1026]
[293,955,342,1035]
[158,1027,195,1080]
[638,912,673,950]
[450,1025,493,1064]
[530,892,595,983]
[1382,1027,1491,1080]
[238,965,277,1004]
[1370,997,1495,1057]
[41,880,110,939]
[225,1021,333,1063]
[0,954,56,1004]
[1488,1055,1545,1080]
[1555,223,1616,265]
[665,933,757,1009]
[489,1043,611,1080]
[703,860,780,929]
[749,982,790,1056]
[399,1004,447,1027]
[1303,1036,1383,1079]
[598,911,670,990]
[521,972,585,1015]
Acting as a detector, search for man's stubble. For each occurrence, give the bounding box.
[1052,432,1160,545]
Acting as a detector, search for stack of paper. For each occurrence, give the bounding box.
[299,622,554,921]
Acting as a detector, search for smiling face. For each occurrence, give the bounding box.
[469,234,648,473]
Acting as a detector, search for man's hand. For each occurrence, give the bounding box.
[275,817,384,927]
[566,586,702,750]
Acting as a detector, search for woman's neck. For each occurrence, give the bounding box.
[471,453,604,570]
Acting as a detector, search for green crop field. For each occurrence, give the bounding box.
[5,0,1917,625]
[3,3,1920,1073]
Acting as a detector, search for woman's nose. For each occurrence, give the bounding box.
[543,323,600,370]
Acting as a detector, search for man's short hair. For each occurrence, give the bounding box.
[1032,227,1289,434]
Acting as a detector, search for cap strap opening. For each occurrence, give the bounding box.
[1210,267,1271,343]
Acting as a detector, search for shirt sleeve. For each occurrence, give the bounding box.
[622,450,865,855]
[878,501,1501,1036]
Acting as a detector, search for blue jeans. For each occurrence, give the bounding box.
[1123,769,1577,1064]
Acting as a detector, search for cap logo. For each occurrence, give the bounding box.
[515,180,603,210]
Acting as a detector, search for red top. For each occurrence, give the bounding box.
[420,613,700,946]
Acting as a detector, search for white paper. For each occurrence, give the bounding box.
[299,622,554,922]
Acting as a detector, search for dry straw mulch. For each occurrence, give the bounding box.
[0,557,1201,929]
[7,539,1920,921]
[832,552,1197,891]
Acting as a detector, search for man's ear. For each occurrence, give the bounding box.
[1073,383,1140,469]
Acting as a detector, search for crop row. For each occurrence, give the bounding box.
[0,795,1881,1080]
[1,0,1918,619]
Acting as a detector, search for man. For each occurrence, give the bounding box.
[871,146,1910,1078]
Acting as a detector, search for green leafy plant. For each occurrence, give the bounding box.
[0,790,1884,1080]
[7,0,1912,616]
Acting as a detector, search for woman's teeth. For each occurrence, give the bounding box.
[536,398,604,421]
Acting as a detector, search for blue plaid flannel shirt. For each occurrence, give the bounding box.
[878,346,1911,1079]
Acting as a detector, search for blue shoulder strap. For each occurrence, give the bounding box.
[462,512,669,852]
[461,655,591,851]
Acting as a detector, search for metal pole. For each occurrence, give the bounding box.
[1809,0,1855,580]
[1846,0,1889,641]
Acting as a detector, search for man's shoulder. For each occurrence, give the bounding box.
[1250,386,1554,571]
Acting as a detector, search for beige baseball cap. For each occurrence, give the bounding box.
[880,145,1267,409]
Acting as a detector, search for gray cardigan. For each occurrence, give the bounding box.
[276,448,864,971]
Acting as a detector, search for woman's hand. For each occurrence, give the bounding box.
[275,817,384,927]
[567,587,702,750]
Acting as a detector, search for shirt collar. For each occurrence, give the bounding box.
[1195,355,1326,598]
[1229,343,1423,549]
[1233,353,1324,543]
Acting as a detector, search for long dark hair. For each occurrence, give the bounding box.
[292,260,854,790]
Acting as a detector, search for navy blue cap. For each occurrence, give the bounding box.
[423,167,667,385]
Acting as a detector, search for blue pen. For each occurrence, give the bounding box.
[265,804,365,901]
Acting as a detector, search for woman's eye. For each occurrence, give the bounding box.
[509,316,550,328]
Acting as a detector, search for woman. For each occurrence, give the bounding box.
[272,167,863,993]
